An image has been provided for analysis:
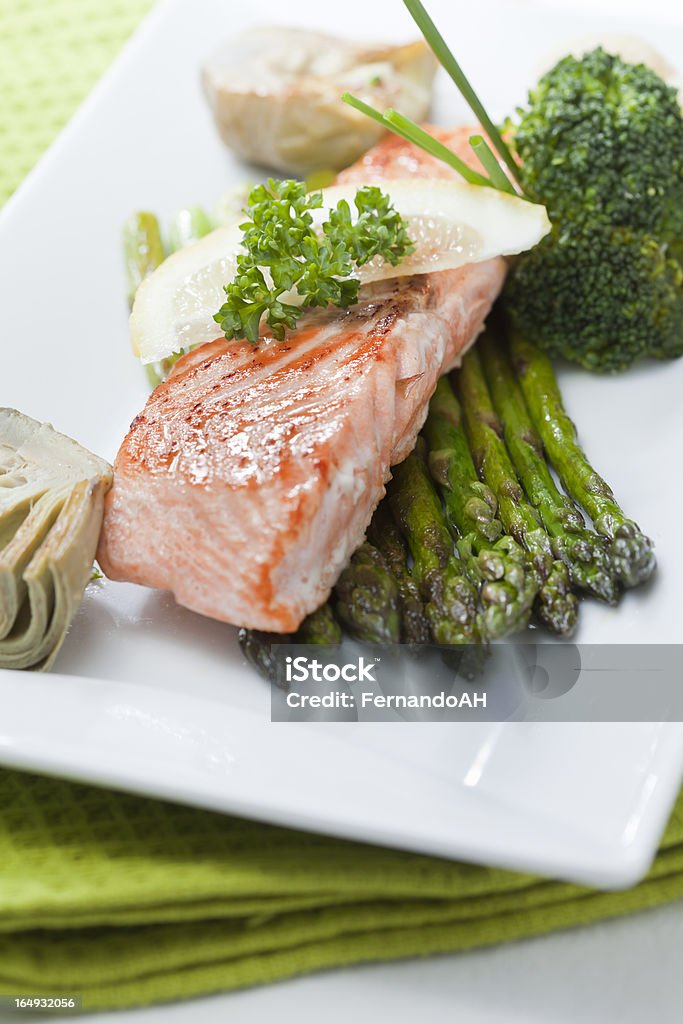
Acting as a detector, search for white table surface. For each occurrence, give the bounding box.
[535,0,680,18]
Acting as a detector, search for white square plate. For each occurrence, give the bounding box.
[1,0,682,889]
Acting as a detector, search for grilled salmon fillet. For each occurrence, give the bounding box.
[98,128,506,632]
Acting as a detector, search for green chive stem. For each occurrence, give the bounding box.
[402,0,522,185]
[385,110,493,188]
[342,93,495,190]
[468,135,517,195]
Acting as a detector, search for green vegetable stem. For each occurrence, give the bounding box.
[456,348,578,637]
[509,333,656,588]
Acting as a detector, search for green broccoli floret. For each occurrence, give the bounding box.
[503,47,683,370]
[505,225,683,372]
[511,48,683,240]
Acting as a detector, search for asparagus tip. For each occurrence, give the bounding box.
[534,560,579,637]
[609,521,657,589]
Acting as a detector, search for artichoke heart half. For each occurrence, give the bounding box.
[0,409,112,671]
[202,27,438,177]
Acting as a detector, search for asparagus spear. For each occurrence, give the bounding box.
[456,348,578,636]
[387,450,483,647]
[239,605,342,685]
[124,207,212,389]
[296,603,343,644]
[122,212,166,389]
[367,503,430,646]
[122,211,165,308]
[239,628,285,686]
[150,206,214,379]
[423,377,538,639]
[334,542,401,644]
[480,332,618,603]
[509,333,656,588]
[167,206,212,253]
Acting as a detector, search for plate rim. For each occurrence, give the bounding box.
[1,0,682,891]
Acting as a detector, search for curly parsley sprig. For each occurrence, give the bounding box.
[214,179,414,343]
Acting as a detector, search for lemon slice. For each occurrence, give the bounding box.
[131,179,550,365]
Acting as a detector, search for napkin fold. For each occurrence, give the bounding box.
[1,767,683,1010]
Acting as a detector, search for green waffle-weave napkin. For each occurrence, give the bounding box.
[2,0,683,1013]
[0,768,683,1011]
[0,0,156,205]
